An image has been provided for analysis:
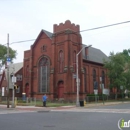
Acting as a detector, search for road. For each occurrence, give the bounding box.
[0,102,130,130]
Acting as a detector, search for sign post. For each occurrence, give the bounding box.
[120,86,124,102]
[94,89,98,104]
[100,77,104,104]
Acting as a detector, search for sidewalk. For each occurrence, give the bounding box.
[0,101,129,111]
[84,101,124,108]
[0,104,76,111]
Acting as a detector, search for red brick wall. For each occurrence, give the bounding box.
[22,20,108,101]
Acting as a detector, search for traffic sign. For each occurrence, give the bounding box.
[103,88,109,95]
[12,76,16,83]
[94,89,98,95]
[7,57,11,62]
[7,57,11,65]
[120,86,123,90]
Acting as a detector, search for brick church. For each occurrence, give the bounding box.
[23,20,108,100]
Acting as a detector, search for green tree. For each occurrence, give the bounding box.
[0,44,17,70]
[121,49,130,90]
[104,52,126,90]
[104,49,130,92]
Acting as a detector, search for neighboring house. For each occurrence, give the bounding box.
[23,20,109,100]
[0,62,23,98]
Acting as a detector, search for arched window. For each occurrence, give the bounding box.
[93,69,97,89]
[93,69,96,81]
[39,57,50,93]
[102,71,105,86]
[84,68,87,92]
[59,51,64,73]
[73,51,76,72]
[26,65,29,77]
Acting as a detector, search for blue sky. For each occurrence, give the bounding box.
[0,0,130,63]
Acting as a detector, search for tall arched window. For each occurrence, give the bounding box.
[93,69,96,81]
[26,65,29,77]
[102,71,105,87]
[59,51,64,73]
[39,57,50,93]
[73,51,76,72]
[93,69,97,89]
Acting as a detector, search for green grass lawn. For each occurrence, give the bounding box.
[0,98,130,107]
[36,101,75,107]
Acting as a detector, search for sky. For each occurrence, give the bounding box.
[0,0,130,63]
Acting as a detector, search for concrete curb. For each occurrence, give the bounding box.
[84,101,130,108]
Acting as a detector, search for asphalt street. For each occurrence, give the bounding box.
[0,110,129,130]
[0,102,130,130]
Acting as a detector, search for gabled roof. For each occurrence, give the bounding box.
[32,29,53,48]
[3,62,23,89]
[4,62,23,77]
[42,29,53,39]
[9,62,23,74]
[82,45,109,64]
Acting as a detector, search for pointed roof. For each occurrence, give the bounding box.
[82,44,109,64]
[4,62,23,77]
[9,62,23,74]
[32,29,53,48]
[3,62,23,89]
[42,29,53,39]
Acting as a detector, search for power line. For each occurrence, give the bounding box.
[80,20,130,33]
[1,20,130,46]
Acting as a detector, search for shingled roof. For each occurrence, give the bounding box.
[42,29,53,39]
[4,62,23,77]
[82,45,109,64]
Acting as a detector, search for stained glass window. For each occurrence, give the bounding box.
[39,57,50,93]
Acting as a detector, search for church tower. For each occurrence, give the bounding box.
[52,20,84,100]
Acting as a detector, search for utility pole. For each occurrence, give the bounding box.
[76,45,92,107]
[7,34,10,108]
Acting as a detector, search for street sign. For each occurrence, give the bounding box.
[103,88,109,95]
[12,76,16,83]
[120,86,123,90]
[7,57,11,62]
[2,87,4,96]
[7,57,11,65]
[94,89,98,95]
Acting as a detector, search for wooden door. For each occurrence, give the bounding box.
[58,83,64,98]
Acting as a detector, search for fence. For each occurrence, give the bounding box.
[86,94,130,103]
[0,94,130,106]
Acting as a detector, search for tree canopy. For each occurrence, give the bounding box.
[104,49,130,91]
[0,44,17,70]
